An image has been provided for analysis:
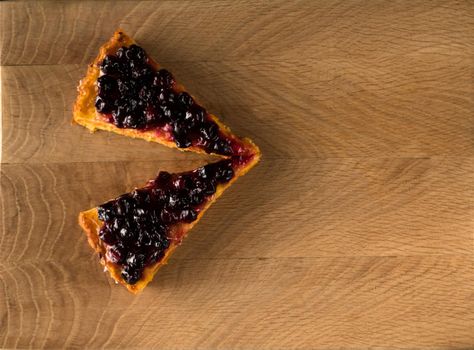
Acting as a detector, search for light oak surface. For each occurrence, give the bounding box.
[1,1,473,349]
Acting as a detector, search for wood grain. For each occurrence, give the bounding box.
[1,255,473,349]
[1,0,473,349]
[2,159,472,262]
[2,58,473,162]
[1,159,473,348]
[1,1,473,65]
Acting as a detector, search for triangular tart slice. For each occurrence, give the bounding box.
[73,29,259,157]
[79,155,259,294]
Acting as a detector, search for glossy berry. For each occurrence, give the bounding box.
[95,96,112,113]
[165,105,185,122]
[116,47,126,59]
[157,69,175,88]
[100,55,122,76]
[132,189,151,205]
[179,208,198,222]
[175,136,192,148]
[195,166,209,179]
[188,105,206,125]
[212,139,233,155]
[106,244,125,264]
[207,160,234,183]
[126,45,147,63]
[99,227,117,245]
[123,114,146,129]
[199,179,216,196]
[172,121,192,148]
[177,92,194,108]
[189,189,204,205]
[199,121,219,141]
[155,171,171,185]
[216,165,234,182]
[121,265,142,285]
[97,75,118,96]
[148,249,165,264]
[98,202,115,221]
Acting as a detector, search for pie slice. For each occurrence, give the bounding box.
[79,155,259,294]
[73,29,259,157]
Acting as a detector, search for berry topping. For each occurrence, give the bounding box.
[96,44,237,155]
[96,159,237,284]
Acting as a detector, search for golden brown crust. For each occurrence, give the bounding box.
[72,29,260,157]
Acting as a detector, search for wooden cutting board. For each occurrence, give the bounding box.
[1,1,473,349]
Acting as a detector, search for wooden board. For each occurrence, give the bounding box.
[1,1,473,349]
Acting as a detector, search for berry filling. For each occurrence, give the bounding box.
[96,158,238,285]
[95,44,238,155]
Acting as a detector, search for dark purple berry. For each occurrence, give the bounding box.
[99,226,117,245]
[177,92,194,108]
[179,208,198,222]
[121,265,141,284]
[119,226,130,239]
[106,244,125,264]
[139,85,154,101]
[189,189,204,205]
[97,75,118,97]
[174,133,192,148]
[209,160,234,183]
[188,105,206,124]
[157,69,174,88]
[132,189,151,205]
[167,193,179,208]
[116,195,135,216]
[155,171,171,186]
[126,45,147,63]
[148,249,165,264]
[97,202,115,221]
[160,207,180,223]
[197,179,216,196]
[195,166,209,179]
[199,121,219,141]
[144,105,164,125]
[179,175,195,190]
[126,252,146,269]
[116,47,126,59]
[211,138,233,155]
[172,121,192,148]
[132,66,153,79]
[151,187,168,204]
[118,79,139,98]
[137,230,152,246]
[110,217,124,232]
[100,56,122,75]
[95,97,106,111]
[123,114,146,129]
[165,105,185,122]
[204,181,217,196]
[111,106,126,128]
